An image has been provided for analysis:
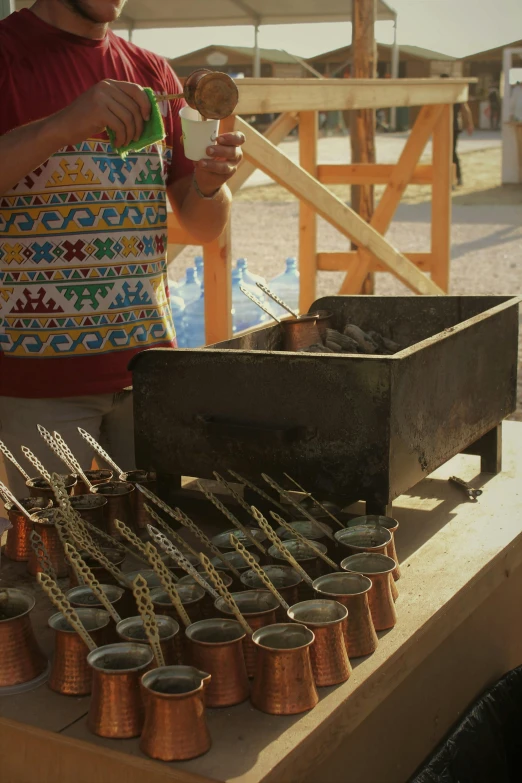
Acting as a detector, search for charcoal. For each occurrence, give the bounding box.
[325,339,343,352]
[300,343,335,353]
[325,329,360,353]
[343,324,379,354]
[368,330,401,354]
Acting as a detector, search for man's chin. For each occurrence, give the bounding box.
[64,0,126,24]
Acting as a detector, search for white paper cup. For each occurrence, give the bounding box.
[180,106,220,161]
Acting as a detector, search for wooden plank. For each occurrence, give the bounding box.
[317,251,434,272]
[431,105,453,292]
[203,219,232,344]
[298,111,318,312]
[235,78,471,114]
[317,163,435,185]
[338,104,444,295]
[237,114,443,295]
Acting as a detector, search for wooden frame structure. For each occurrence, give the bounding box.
[168,78,471,344]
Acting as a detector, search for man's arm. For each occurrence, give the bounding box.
[0,80,151,196]
[167,131,245,244]
[461,103,474,135]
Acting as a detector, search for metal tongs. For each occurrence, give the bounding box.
[239,285,281,324]
[449,476,483,502]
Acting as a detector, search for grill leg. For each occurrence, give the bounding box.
[365,499,393,517]
[463,424,502,475]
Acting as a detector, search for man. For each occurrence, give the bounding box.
[441,73,473,187]
[0,0,245,495]
[488,85,500,131]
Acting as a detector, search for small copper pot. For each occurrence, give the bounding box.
[282,315,322,351]
[140,666,212,761]
[184,572,233,619]
[94,481,135,537]
[251,623,318,715]
[268,539,328,599]
[116,615,181,666]
[0,588,47,687]
[288,599,351,687]
[87,642,154,738]
[240,565,302,622]
[74,469,113,495]
[183,68,239,120]
[26,474,77,504]
[119,569,162,618]
[336,525,398,601]
[27,508,68,578]
[68,547,125,589]
[345,515,401,581]
[4,496,52,561]
[212,528,267,554]
[276,519,335,560]
[70,494,108,532]
[311,310,334,341]
[119,470,157,530]
[215,590,279,678]
[150,584,206,625]
[313,572,378,658]
[341,553,397,631]
[66,584,125,642]
[48,609,110,696]
[186,618,249,707]
[210,550,260,591]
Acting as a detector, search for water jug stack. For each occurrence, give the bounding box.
[184,283,206,348]
[235,258,266,289]
[169,284,186,348]
[267,258,300,318]
[232,267,265,335]
[178,267,201,308]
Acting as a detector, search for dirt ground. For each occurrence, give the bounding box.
[170,146,522,421]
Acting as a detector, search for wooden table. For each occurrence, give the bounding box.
[2,420,522,783]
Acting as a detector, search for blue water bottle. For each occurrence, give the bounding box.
[232,268,264,334]
[169,288,186,348]
[268,257,300,317]
[177,267,201,307]
[184,284,206,348]
[235,258,267,289]
[194,255,204,279]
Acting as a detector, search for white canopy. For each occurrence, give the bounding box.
[14,0,397,28]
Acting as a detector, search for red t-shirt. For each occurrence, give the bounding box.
[0,9,194,398]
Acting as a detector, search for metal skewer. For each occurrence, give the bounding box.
[132,575,165,667]
[256,281,299,319]
[0,481,39,522]
[147,525,218,599]
[38,573,98,652]
[143,542,191,628]
[262,473,336,541]
[113,518,150,560]
[21,446,51,483]
[196,480,267,555]
[0,440,31,481]
[283,472,345,530]
[213,471,265,527]
[65,543,122,624]
[199,553,253,635]
[53,431,95,492]
[77,428,124,477]
[228,470,291,518]
[30,530,57,581]
[144,504,199,567]
[37,425,76,475]
[252,507,314,587]
[270,511,340,571]
[239,285,281,324]
[229,534,289,611]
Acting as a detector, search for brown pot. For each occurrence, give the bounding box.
[94,481,135,537]
[69,494,108,532]
[48,609,110,696]
[27,508,68,578]
[343,515,401,580]
[116,615,181,666]
[186,618,249,707]
[287,599,351,687]
[74,469,113,495]
[182,572,233,619]
[0,588,47,688]
[150,584,206,626]
[209,550,260,591]
[313,572,378,658]
[68,548,125,589]
[66,584,125,642]
[341,553,397,631]
[26,474,77,505]
[268,539,328,599]
[4,496,52,562]
[240,565,302,622]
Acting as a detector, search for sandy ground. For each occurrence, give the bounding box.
[169,143,522,420]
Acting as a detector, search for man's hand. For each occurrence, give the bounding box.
[52,80,151,149]
[193,132,246,196]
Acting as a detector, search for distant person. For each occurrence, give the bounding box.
[488,86,501,130]
[441,74,474,187]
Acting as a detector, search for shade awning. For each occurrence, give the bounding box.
[15,0,397,28]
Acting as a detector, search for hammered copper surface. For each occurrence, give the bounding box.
[0,589,47,687]
[140,666,212,761]
[68,548,124,589]
[341,553,397,631]
[122,570,162,618]
[94,481,135,537]
[4,497,51,561]
[87,643,153,738]
[215,590,279,678]
[184,572,233,619]
[182,69,238,120]
[240,565,302,623]
[186,618,249,707]
[150,584,206,626]
[268,540,328,599]
[116,615,180,666]
[70,494,108,531]
[120,471,157,530]
[282,315,321,351]
[287,599,351,687]
[344,515,401,580]
[313,572,378,658]
[251,624,318,715]
[67,584,125,641]
[26,509,68,578]
[26,474,76,504]
[74,469,113,495]
[48,609,110,696]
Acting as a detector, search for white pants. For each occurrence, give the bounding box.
[0,392,135,497]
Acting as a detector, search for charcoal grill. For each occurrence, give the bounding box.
[131,296,519,515]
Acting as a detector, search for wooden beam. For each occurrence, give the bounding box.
[317,251,434,272]
[338,103,444,295]
[234,78,471,114]
[431,105,453,292]
[317,163,435,185]
[236,115,444,295]
[203,220,232,344]
[299,111,318,312]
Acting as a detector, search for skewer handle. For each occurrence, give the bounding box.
[37,425,75,475]
[30,530,57,581]
[148,525,218,599]
[77,428,123,477]
[255,281,299,318]
[114,518,150,559]
[252,508,314,587]
[199,553,252,635]
[270,511,340,571]
[196,480,267,555]
[262,473,335,541]
[144,502,198,565]
[65,543,122,624]
[228,470,290,517]
[230,534,289,610]
[283,472,345,530]
[132,575,165,668]
[38,573,98,651]
[0,481,37,521]
[239,285,281,324]
[53,431,94,492]
[144,542,192,628]
[21,446,51,482]
[0,440,30,481]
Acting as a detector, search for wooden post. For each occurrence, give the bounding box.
[431,104,453,291]
[299,111,318,312]
[350,0,377,294]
